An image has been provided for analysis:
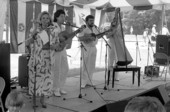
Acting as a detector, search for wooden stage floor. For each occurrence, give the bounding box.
[20,70,170,112]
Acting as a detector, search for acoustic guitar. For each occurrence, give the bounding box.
[55,25,86,52]
[83,29,112,44]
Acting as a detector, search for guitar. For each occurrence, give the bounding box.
[83,29,112,44]
[54,25,85,52]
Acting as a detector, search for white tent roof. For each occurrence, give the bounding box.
[71,0,170,10]
[19,0,170,10]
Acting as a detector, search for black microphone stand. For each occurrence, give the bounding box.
[63,42,92,103]
[144,34,155,79]
[146,35,155,66]
[103,38,111,90]
[18,33,38,112]
[93,27,111,90]
[92,27,120,93]
[135,34,141,66]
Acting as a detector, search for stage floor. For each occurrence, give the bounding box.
[20,70,170,112]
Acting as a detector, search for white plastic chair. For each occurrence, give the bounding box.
[153,52,170,81]
[0,77,5,112]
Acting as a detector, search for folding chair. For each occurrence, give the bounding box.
[0,77,5,112]
[153,52,170,81]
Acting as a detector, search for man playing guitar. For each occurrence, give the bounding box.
[78,15,102,88]
[51,9,84,97]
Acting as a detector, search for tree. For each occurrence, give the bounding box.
[122,9,163,34]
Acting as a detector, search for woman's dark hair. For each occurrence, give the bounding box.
[53,9,65,22]
[85,15,94,22]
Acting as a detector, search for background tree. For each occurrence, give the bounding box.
[105,9,170,35]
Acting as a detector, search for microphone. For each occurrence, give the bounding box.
[81,25,86,28]
[93,24,97,28]
[65,21,71,26]
[47,23,55,29]
[93,25,99,30]
[62,22,79,28]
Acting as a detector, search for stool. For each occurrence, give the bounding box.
[107,65,141,88]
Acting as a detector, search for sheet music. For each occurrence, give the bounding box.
[38,30,49,45]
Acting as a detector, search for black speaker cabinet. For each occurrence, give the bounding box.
[156,35,170,56]
[92,85,169,112]
[18,55,29,87]
[144,65,159,77]
[0,43,10,111]
[156,35,170,65]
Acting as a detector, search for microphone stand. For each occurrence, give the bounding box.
[146,34,155,67]
[144,34,155,79]
[18,33,37,46]
[135,34,141,66]
[18,32,38,111]
[100,37,111,91]
[93,26,116,92]
[63,42,92,103]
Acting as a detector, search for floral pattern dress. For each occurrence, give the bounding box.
[28,30,53,96]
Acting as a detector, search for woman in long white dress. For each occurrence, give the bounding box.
[28,11,53,108]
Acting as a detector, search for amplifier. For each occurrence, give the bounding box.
[144,65,159,77]
[18,55,29,87]
[156,35,170,56]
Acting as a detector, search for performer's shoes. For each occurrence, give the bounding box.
[54,89,61,97]
[81,84,95,88]
[114,78,119,81]
[60,90,67,95]
[42,104,47,108]
[86,84,95,87]
[81,84,86,89]
[40,96,47,108]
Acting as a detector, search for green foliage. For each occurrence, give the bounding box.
[106,9,170,35]
[123,9,162,34]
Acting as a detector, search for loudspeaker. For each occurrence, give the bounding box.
[144,65,159,77]
[156,35,170,56]
[0,43,11,111]
[18,55,29,87]
[92,85,169,112]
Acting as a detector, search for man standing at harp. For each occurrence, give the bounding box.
[78,15,102,88]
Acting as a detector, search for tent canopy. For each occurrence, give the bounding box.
[70,0,170,10]
[19,0,170,10]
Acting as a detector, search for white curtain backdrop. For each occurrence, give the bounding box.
[0,0,7,41]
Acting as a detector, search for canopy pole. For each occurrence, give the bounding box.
[161,4,165,34]
[6,0,10,43]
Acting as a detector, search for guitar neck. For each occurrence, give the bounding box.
[95,30,111,38]
[66,29,79,40]
[95,32,106,38]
